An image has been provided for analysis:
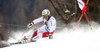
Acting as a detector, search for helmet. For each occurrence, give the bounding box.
[42,9,50,17]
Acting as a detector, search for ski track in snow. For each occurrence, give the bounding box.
[0,22,100,52]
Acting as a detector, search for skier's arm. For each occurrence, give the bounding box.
[32,17,43,24]
[49,19,56,39]
[27,17,43,28]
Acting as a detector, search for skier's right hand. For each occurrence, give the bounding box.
[27,22,34,28]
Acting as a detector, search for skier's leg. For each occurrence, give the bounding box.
[31,33,42,42]
[31,31,55,41]
[31,30,38,38]
[30,25,46,41]
[42,31,55,38]
[42,32,49,37]
[31,25,55,41]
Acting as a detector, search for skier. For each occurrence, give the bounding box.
[24,9,56,42]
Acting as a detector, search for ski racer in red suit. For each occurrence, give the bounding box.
[26,9,56,42]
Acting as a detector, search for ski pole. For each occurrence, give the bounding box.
[86,0,89,6]
[84,13,93,30]
[73,13,83,31]
[21,28,29,37]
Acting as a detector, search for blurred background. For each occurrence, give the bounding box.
[0,0,100,48]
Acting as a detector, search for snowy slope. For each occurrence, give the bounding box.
[0,22,100,52]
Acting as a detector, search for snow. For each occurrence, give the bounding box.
[0,22,100,52]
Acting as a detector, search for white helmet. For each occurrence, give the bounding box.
[42,9,50,17]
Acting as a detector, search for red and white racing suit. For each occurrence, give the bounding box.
[30,16,56,41]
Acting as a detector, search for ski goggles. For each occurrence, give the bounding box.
[43,15,49,18]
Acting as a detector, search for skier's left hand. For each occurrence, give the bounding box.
[49,34,53,39]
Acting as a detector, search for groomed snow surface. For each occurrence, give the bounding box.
[0,22,100,52]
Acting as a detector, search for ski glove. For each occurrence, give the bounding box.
[27,22,34,28]
[49,34,53,39]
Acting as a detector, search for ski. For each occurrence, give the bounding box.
[9,40,31,45]
[10,42,22,45]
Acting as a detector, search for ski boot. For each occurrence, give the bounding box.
[18,36,30,44]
